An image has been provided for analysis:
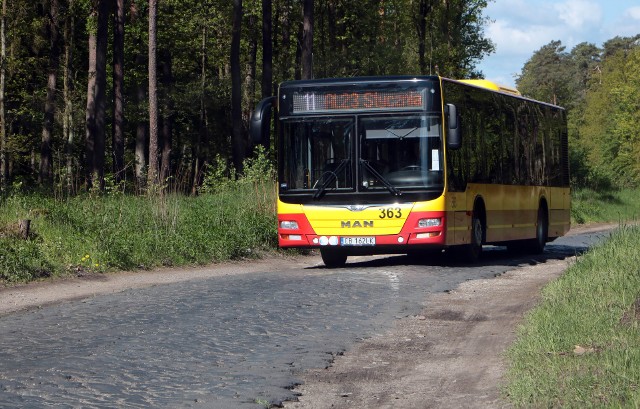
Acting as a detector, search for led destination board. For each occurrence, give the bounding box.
[292,90,425,113]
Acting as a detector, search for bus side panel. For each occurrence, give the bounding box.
[481,184,538,243]
[445,191,471,246]
[549,186,571,238]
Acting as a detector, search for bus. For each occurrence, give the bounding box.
[250,76,570,267]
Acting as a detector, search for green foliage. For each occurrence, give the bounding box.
[571,188,640,224]
[518,36,640,190]
[517,40,574,105]
[312,0,494,78]
[506,225,640,407]
[0,179,277,284]
[200,145,275,194]
[0,0,495,194]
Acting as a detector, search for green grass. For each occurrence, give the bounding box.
[507,187,640,407]
[0,182,277,284]
[505,225,640,407]
[571,188,640,224]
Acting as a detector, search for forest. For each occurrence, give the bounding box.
[516,35,640,190]
[0,0,494,195]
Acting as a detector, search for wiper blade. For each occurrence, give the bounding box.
[360,159,402,196]
[312,159,350,199]
[386,126,418,139]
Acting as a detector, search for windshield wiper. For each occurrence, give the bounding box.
[360,159,402,196]
[312,158,350,199]
[386,126,418,140]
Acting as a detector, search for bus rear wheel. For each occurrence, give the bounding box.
[320,248,347,268]
[531,206,548,254]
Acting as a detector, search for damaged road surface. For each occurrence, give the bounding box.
[0,225,613,408]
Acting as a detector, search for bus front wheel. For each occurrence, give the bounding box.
[320,248,347,268]
[459,212,483,263]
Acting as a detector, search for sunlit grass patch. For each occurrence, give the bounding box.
[0,181,277,284]
[505,225,640,407]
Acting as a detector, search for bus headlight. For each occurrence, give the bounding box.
[418,218,441,228]
[280,220,299,230]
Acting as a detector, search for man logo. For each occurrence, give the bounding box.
[341,220,374,228]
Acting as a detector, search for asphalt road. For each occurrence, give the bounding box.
[0,229,612,408]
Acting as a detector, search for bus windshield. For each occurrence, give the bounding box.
[359,115,443,191]
[279,114,443,196]
[281,118,354,192]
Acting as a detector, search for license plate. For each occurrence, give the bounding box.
[340,237,376,246]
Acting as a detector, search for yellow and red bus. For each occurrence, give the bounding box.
[251,76,570,267]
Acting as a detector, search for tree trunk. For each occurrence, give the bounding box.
[92,0,109,191]
[63,0,75,193]
[148,0,159,187]
[301,0,313,79]
[85,14,97,189]
[131,1,147,189]
[231,0,244,175]
[416,0,430,74]
[160,49,173,184]
[294,12,302,80]
[112,0,125,183]
[18,219,30,240]
[261,0,273,99]
[0,0,7,189]
[244,14,257,127]
[40,0,61,186]
[192,25,207,195]
[328,0,336,70]
[277,0,292,81]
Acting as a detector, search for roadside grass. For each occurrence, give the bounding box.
[507,188,640,407]
[0,182,277,284]
[571,188,640,224]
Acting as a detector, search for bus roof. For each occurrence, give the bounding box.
[457,79,521,96]
[279,75,439,89]
[277,75,563,109]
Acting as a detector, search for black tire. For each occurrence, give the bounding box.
[531,206,548,254]
[320,248,347,268]
[460,212,483,263]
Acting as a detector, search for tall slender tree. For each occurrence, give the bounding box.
[40,0,62,186]
[301,0,313,79]
[63,0,76,192]
[261,0,272,99]
[416,0,431,74]
[92,0,109,190]
[244,11,257,125]
[148,0,159,186]
[85,6,97,187]
[130,0,147,188]
[112,0,125,182]
[230,0,243,174]
[0,0,7,189]
[160,49,173,183]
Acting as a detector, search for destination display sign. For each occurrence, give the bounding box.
[292,90,425,113]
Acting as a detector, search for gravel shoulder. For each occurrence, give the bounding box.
[285,223,617,408]
[0,223,617,408]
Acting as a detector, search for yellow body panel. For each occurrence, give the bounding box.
[444,184,570,246]
[279,183,570,246]
[278,195,446,236]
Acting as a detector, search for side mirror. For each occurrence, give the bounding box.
[250,96,276,149]
[445,103,461,150]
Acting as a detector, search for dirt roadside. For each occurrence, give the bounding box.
[283,223,618,409]
[0,224,617,408]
